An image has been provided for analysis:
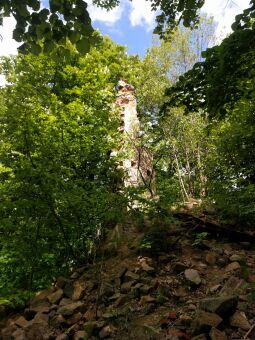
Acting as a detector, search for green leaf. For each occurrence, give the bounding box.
[12,28,23,42]
[43,40,56,54]
[28,0,40,11]
[17,5,30,18]
[39,8,50,20]
[76,37,90,54]
[30,42,42,54]
[68,30,80,44]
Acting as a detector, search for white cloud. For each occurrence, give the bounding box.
[0,16,20,57]
[0,75,6,87]
[0,16,20,86]
[203,0,251,39]
[87,0,124,26]
[129,0,156,31]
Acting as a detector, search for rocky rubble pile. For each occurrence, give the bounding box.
[1,226,255,339]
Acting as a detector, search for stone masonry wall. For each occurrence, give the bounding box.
[115,80,155,196]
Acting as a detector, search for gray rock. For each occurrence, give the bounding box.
[121,281,135,293]
[140,284,152,294]
[66,312,82,325]
[230,311,251,330]
[98,282,115,300]
[209,284,221,294]
[72,281,85,301]
[30,303,50,314]
[63,282,74,298]
[217,257,228,267]
[99,324,117,339]
[50,314,66,328]
[33,312,49,324]
[205,252,217,265]
[74,330,88,340]
[199,295,238,318]
[225,262,241,272]
[184,269,201,285]
[24,320,50,340]
[220,276,243,296]
[140,261,155,273]
[230,254,244,262]
[59,298,72,306]
[192,310,222,335]
[84,321,105,337]
[57,301,83,316]
[140,295,156,304]
[14,316,29,328]
[48,288,63,304]
[30,288,55,307]
[124,270,139,282]
[209,327,228,340]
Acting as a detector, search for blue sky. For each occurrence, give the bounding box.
[85,0,157,56]
[93,16,153,56]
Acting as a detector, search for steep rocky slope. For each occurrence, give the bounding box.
[1,216,255,340]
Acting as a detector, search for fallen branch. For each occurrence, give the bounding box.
[174,212,255,243]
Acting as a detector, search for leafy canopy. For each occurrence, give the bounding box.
[0,0,96,55]
[0,36,136,297]
[0,0,214,54]
[163,2,255,118]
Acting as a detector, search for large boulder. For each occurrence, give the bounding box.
[14,316,29,328]
[192,310,222,335]
[48,288,63,304]
[199,295,238,318]
[24,317,50,340]
[30,288,55,307]
[57,301,84,316]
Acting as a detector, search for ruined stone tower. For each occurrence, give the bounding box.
[115,80,155,196]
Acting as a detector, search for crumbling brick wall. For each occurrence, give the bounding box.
[115,80,155,196]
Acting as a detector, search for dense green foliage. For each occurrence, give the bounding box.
[0,0,95,55]
[134,14,215,121]
[132,15,215,207]
[0,1,255,307]
[0,37,137,297]
[164,4,255,118]
[160,3,255,223]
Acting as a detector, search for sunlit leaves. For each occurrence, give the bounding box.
[0,0,95,56]
[0,37,133,298]
[76,37,90,54]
